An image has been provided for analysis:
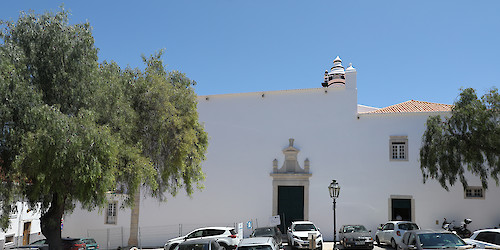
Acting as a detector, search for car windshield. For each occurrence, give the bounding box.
[253,228,274,237]
[418,233,466,248]
[294,224,316,231]
[399,223,419,230]
[344,225,368,233]
[178,243,210,250]
[238,246,272,250]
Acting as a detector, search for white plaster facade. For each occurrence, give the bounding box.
[61,57,500,248]
[0,202,42,250]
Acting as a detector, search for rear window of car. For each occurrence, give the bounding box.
[253,228,273,237]
[238,246,272,250]
[398,223,419,230]
[206,229,225,236]
[476,232,500,245]
[82,239,96,244]
[230,229,237,235]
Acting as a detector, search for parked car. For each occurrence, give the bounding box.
[176,238,224,250]
[237,237,280,250]
[339,225,374,249]
[16,239,48,250]
[287,221,323,250]
[464,228,500,249]
[61,238,87,250]
[16,238,92,250]
[398,229,472,250]
[80,238,99,250]
[164,227,240,250]
[250,226,283,247]
[375,221,419,249]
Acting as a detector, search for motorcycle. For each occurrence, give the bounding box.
[442,218,472,238]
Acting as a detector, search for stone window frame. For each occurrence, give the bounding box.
[388,195,415,222]
[390,136,408,161]
[4,234,15,247]
[464,186,485,199]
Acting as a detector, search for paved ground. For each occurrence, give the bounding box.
[287,242,389,250]
[319,242,388,250]
[145,241,391,250]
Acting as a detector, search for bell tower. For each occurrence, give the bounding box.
[322,56,346,87]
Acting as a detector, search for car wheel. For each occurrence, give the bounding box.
[390,238,397,249]
[170,244,178,250]
[375,236,380,246]
[219,243,228,250]
[317,242,323,250]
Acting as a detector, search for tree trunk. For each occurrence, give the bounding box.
[128,189,140,247]
[40,193,65,250]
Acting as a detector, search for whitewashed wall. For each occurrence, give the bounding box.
[63,83,500,246]
[0,202,42,249]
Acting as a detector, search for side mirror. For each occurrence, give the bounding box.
[317,228,320,231]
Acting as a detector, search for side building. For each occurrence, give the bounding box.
[0,202,42,250]
[62,57,500,248]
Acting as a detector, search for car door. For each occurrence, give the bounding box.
[382,223,395,243]
[399,232,415,250]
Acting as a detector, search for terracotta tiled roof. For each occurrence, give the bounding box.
[366,100,453,114]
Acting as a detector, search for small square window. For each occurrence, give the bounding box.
[390,136,408,161]
[465,187,485,199]
[106,202,117,224]
[5,234,15,246]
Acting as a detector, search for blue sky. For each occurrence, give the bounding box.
[1,1,499,108]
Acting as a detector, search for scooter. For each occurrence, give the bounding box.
[442,218,472,238]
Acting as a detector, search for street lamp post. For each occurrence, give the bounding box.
[328,180,340,249]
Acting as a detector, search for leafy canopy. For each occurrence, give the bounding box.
[0,7,208,237]
[420,87,500,190]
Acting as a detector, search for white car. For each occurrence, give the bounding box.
[287,221,323,250]
[464,228,500,249]
[164,227,240,250]
[237,237,280,250]
[375,221,419,249]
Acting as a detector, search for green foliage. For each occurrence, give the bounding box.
[0,6,208,239]
[420,87,500,190]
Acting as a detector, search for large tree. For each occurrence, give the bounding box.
[420,87,500,190]
[0,8,208,250]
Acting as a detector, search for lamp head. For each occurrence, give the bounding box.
[328,180,340,199]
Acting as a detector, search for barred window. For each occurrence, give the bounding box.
[390,136,408,161]
[465,187,484,199]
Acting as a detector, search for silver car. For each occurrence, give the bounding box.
[339,225,374,249]
[398,229,473,250]
[237,237,280,250]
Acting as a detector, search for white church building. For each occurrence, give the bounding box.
[61,57,500,249]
